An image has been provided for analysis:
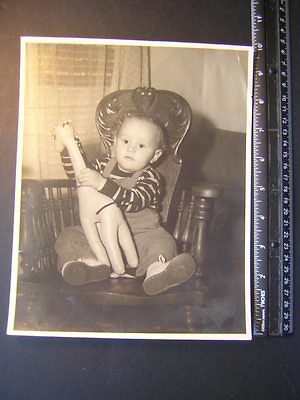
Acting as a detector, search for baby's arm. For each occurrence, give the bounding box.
[59,135,109,184]
[98,168,161,212]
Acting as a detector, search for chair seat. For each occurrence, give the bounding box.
[14,272,208,334]
[17,271,207,307]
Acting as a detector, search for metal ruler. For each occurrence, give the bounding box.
[252,0,269,336]
[252,0,293,336]
[267,0,293,335]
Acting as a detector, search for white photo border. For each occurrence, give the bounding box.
[7,36,253,341]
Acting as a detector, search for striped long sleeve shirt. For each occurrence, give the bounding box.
[60,138,162,213]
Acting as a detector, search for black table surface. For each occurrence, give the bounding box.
[0,1,299,399]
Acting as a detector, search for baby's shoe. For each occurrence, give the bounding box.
[143,253,196,296]
[62,258,110,285]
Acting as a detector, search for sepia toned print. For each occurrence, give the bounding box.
[7,37,253,340]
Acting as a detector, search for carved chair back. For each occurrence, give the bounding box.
[95,87,192,222]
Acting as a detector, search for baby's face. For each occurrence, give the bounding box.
[115,118,162,173]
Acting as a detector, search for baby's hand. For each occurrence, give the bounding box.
[77,168,106,190]
[53,121,75,152]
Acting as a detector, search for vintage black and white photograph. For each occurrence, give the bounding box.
[7,37,253,339]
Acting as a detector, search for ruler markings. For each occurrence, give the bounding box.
[267,0,293,335]
[279,0,293,334]
[252,0,269,336]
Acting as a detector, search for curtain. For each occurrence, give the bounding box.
[22,43,150,179]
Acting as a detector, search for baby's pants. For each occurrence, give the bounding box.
[55,208,177,277]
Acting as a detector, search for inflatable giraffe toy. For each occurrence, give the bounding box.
[53,121,138,276]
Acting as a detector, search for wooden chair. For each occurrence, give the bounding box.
[15,87,221,334]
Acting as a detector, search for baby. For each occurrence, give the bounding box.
[55,114,196,295]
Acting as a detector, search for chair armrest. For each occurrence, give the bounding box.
[20,179,78,277]
[171,182,222,266]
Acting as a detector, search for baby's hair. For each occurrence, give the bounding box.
[119,112,169,155]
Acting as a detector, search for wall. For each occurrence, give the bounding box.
[150,46,250,187]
